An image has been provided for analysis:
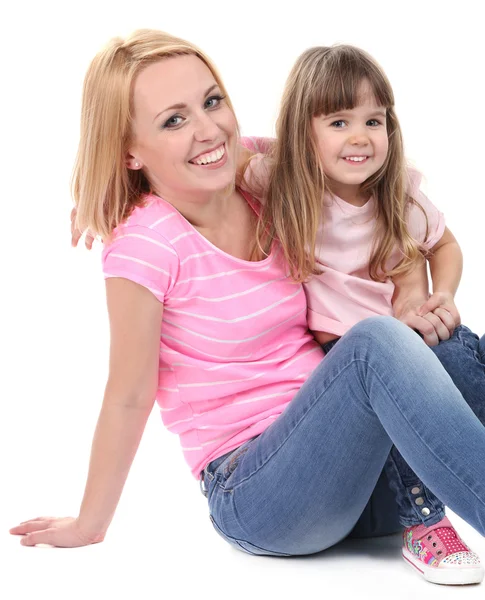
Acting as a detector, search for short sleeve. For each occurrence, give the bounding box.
[102,224,180,303]
[405,168,446,251]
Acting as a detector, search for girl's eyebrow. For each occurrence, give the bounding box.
[153,84,219,122]
[322,108,387,121]
[368,110,387,118]
[321,110,353,121]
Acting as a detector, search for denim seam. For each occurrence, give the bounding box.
[235,539,291,557]
[210,515,291,556]
[386,453,445,526]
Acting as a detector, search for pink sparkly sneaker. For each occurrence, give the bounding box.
[403,516,483,585]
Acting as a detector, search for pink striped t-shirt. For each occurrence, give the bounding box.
[240,137,445,337]
[102,190,323,478]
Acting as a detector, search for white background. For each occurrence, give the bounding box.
[2,1,484,598]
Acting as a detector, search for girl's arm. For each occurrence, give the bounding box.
[10,277,163,547]
[417,227,462,327]
[424,226,463,298]
[392,257,429,316]
[392,258,452,346]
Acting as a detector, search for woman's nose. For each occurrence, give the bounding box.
[193,111,220,142]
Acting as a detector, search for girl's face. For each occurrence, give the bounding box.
[129,55,238,203]
[311,80,389,202]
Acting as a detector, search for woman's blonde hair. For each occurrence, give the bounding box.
[72,29,236,238]
[258,45,427,283]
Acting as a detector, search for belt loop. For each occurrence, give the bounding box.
[200,471,208,498]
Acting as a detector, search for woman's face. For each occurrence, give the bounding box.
[129,54,238,203]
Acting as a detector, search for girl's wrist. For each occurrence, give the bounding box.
[432,289,455,300]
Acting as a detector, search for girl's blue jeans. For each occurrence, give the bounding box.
[201,317,485,556]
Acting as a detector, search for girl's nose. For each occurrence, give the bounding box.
[348,133,369,145]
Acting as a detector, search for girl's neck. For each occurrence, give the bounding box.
[327,181,370,208]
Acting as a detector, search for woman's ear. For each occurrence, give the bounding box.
[126,153,143,170]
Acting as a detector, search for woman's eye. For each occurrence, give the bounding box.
[331,120,346,128]
[205,95,223,109]
[163,115,183,129]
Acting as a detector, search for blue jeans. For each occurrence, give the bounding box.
[202,317,485,556]
[322,324,485,529]
[385,325,485,527]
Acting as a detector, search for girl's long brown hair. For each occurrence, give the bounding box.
[258,45,427,283]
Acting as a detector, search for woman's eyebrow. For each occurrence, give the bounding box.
[153,84,219,122]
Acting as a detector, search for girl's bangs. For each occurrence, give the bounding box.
[311,60,393,116]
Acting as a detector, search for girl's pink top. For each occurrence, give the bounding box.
[102,188,323,478]
[241,137,445,336]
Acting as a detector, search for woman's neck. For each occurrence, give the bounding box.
[154,185,235,230]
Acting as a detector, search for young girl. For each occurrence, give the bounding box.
[15,32,485,589]
[240,45,485,583]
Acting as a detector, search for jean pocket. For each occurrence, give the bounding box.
[216,436,258,485]
[209,515,290,557]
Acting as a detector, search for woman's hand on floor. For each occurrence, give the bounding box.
[9,516,105,548]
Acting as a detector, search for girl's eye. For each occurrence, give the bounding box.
[163,115,184,129]
[331,120,346,128]
[367,119,381,127]
[205,95,224,109]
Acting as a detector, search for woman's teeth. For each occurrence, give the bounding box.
[193,145,225,165]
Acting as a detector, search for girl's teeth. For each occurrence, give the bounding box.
[346,156,366,162]
[194,145,225,165]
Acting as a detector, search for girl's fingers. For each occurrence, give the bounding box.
[72,228,83,247]
[433,307,455,333]
[70,208,77,235]
[85,233,95,250]
[418,295,442,316]
[422,328,439,347]
[423,312,450,342]
[443,305,461,327]
[402,315,439,347]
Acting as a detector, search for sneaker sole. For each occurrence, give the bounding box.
[402,548,484,585]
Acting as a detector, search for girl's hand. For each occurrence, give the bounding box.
[70,208,96,249]
[418,292,461,335]
[394,297,451,346]
[9,516,105,548]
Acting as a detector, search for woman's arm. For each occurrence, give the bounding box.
[10,277,163,547]
[78,277,163,535]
